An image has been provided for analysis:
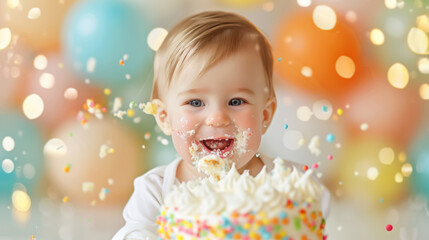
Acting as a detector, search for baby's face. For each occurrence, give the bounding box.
[162,46,272,171]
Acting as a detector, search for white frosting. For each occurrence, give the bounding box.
[165,157,325,216]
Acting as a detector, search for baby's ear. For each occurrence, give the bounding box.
[151,99,172,136]
[262,96,277,134]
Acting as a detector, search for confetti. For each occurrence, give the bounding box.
[322,105,328,112]
[308,135,321,156]
[119,59,124,65]
[277,57,282,62]
[99,144,114,159]
[62,196,69,203]
[284,124,288,130]
[63,164,71,173]
[140,101,157,115]
[327,155,333,160]
[386,224,393,231]
[82,182,94,193]
[108,178,114,185]
[104,88,111,95]
[312,163,319,169]
[303,165,309,171]
[326,134,335,143]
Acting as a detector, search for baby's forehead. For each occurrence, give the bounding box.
[174,43,262,83]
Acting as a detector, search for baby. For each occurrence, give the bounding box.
[113,10,329,240]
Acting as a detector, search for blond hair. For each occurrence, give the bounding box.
[151,11,274,100]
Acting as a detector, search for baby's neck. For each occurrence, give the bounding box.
[237,155,264,177]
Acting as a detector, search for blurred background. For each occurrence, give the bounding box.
[0,0,429,239]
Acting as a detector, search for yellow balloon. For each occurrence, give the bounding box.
[0,0,76,50]
[334,137,408,207]
[44,118,145,205]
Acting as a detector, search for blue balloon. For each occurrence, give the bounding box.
[62,0,154,87]
[410,131,429,199]
[0,111,44,197]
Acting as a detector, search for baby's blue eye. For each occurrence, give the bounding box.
[189,99,203,107]
[229,98,244,106]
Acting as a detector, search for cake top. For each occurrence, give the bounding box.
[165,157,325,217]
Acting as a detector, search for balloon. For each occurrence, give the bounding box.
[333,137,408,208]
[0,0,76,51]
[409,130,429,199]
[0,39,35,109]
[273,9,363,99]
[341,65,422,147]
[17,52,106,133]
[0,111,44,197]
[44,117,145,205]
[216,0,265,8]
[62,0,154,87]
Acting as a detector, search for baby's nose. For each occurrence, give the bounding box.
[205,111,231,127]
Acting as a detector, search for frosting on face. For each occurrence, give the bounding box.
[165,157,325,218]
[188,127,253,180]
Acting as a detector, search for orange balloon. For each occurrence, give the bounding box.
[18,52,106,133]
[44,117,145,205]
[274,10,363,99]
[340,66,423,147]
[0,0,76,51]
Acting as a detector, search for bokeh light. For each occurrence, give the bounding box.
[27,7,41,20]
[283,130,304,150]
[22,94,44,119]
[147,27,168,51]
[39,73,55,89]
[401,163,413,177]
[419,83,429,100]
[312,100,332,120]
[0,27,12,50]
[416,14,429,32]
[418,57,429,73]
[370,28,385,45]
[379,147,395,165]
[64,88,78,100]
[2,158,14,173]
[301,66,313,77]
[12,190,31,212]
[387,63,409,89]
[7,0,19,9]
[407,27,429,54]
[313,5,336,30]
[335,55,355,78]
[367,167,379,180]
[297,0,311,7]
[2,136,15,151]
[33,55,48,70]
[297,106,313,121]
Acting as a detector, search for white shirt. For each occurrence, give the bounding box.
[112,156,330,240]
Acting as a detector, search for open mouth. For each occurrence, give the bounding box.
[200,138,234,155]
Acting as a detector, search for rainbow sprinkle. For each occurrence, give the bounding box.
[157,200,326,240]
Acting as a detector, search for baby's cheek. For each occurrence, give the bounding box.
[233,112,263,135]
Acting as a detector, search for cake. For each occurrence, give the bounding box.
[156,158,327,240]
